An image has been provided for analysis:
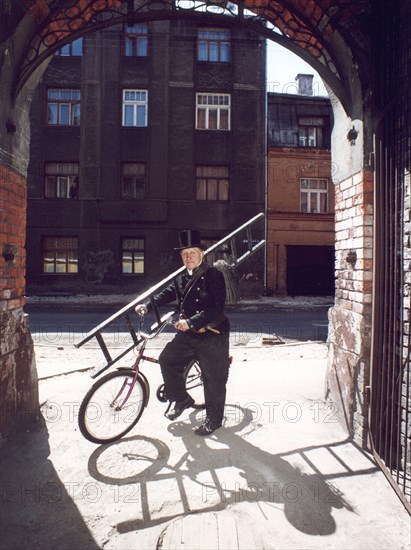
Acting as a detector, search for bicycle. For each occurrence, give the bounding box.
[78,311,205,444]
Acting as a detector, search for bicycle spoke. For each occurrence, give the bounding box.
[79,371,146,443]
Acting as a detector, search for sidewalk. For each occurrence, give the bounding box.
[1,328,410,549]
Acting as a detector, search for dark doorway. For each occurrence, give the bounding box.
[286,245,335,296]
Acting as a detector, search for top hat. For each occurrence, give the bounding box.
[174,229,205,251]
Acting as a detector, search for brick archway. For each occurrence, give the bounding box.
[1,0,372,438]
[14,0,368,112]
[0,1,373,449]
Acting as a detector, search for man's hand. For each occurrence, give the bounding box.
[174,319,190,332]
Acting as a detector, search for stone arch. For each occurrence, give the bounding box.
[1,1,372,445]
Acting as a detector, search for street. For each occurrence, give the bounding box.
[25,304,331,349]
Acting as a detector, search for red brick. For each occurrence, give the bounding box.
[6,298,24,310]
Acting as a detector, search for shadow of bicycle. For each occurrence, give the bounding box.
[86,403,374,537]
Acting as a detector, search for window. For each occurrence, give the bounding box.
[124,23,148,56]
[198,28,230,62]
[44,163,79,198]
[122,163,146,198]
[300,178,328,213]
[196,165,229,201]
[47,89,81,126]
[55,38,83,56]
[196,93,230,130]
[42,237,78,273]
[122,90,148,127]
[122,238,145,274]
[298,117,325,147]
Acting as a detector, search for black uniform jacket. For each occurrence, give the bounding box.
[147,262,228,333]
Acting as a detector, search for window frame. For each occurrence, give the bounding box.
[54,38,83,56]
[124,23,148,57]
[300,178,329,213]
[121,162,146,199]
[121,237,145,275]
[197,28,231,63]
[42,236,79,274]
[195,165,229,201]
[46,88,81,126]
[298,117,325,148]
[44,162,79,199]
[196,93,231,131]
[122,89,148,127]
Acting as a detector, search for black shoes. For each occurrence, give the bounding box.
[164,397,222,436]
[194,418,222,436]
[164,395,194,420]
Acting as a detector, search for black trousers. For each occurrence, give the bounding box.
[159,329,230,424]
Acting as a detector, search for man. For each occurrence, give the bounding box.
[135,230,230,436]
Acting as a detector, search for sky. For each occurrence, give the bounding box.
[265,40,329,97]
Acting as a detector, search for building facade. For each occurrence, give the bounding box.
[26,20,266,294]
[266,76,334,295]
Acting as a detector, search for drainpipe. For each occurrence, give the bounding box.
[263,39,269,294]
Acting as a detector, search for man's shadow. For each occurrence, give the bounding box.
[88,405,355,536]
[0,416,99,550]
[168,407,354,536]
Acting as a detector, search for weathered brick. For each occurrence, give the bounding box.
[6,298,24,310]
[352,171,364,186]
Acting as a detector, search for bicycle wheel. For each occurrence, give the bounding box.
[183,360,205,409]
[78,370,148,444]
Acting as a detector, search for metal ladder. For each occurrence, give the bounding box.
[75,212,265,377]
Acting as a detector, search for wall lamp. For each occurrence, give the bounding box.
[2,243,18,263]
[347,125,358,146]
[346,249,357,267]
[6,119,16,134]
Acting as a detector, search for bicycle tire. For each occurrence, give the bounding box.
[183,360,205,409]
[78,370,148,444]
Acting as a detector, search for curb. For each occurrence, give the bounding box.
[25,296,335,312]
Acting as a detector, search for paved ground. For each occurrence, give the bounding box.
[1,301,410,549]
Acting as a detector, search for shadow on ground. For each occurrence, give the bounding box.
[86,405,373,538]
[0,417,99,550]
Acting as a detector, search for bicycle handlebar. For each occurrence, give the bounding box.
[137,310,177,341]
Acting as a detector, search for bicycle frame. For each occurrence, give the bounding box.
[78,311,231,442]
[105,312,174,410]
[89,310,175,379]
[88,310,231,412]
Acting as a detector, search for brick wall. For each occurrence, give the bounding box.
[326,169,373,445]
[0,163,26,309]
[0,157,38,446]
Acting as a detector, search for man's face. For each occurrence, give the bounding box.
[180,247,204,270]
